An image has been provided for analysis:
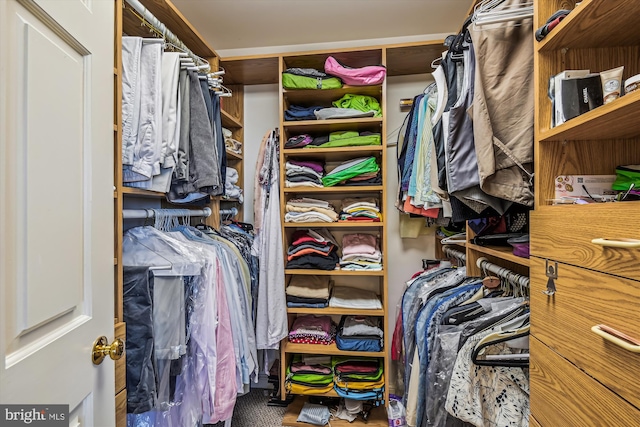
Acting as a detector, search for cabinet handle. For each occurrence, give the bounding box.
[591,324,640,353]
[591,238,640,248]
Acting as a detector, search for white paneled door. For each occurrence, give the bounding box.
[0,0,115,425]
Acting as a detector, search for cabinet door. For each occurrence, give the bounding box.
[530,204,640,280]
[530,257,640,409]
[530,337,640,427]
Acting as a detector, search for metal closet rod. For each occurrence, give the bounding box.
[124,0,208,69]
[122,207,212,219]
[476,257,530,288]
[442,245,466,262]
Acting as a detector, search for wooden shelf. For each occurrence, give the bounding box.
[226,150,243,161]
[539,90,640,141]
[218,197,240,202]
[538,0,640,52]
[136,0,217,58]
[284,186,383,194]
[466,242,530,267]
[122,187,166,198]
[221,109,242,129]
[283,341,384,357]
[283,146,383,162]
[287,307,384,316]
[283,117,383,134]
[221,55,280,85]
[283,397,388,427]
[283,85,382,105]
[285,269,383,276]
[386,40,445,76]
[284,222,382,229]
[221,40,447,86]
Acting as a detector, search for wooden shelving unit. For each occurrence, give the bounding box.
[531,2,640,425]
[277,49,389,418]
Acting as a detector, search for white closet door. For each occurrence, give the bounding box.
[0,0,115,425]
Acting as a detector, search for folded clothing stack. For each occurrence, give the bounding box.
[286,275,333,308]
[285,355,334,396]
[223,127,242,155]
[284,131,381,150]
[288,315,336,345]
[285,105,324,121]
[282,67,343,90]
[332,357,385,401]
[224,167,243,202]
[315,94,383,120]
[339,197,381,222]
[286,229,340,271]
[285,159,325,188]
[322,157,380,187]
[307,131,381,149]
[329,286,382,310]
[340,233,382,271]
[336,316,384,352]
[285,197,337,223]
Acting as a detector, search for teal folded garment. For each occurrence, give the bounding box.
[332,94,382,117]
[322,157,380,187]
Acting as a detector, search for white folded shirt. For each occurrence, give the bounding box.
[329,286,382,309]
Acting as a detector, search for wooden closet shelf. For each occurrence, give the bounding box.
[283,341,384,357]
[285,269,384,277]
[284,186,383,194]
[538,0,640,52]
[466,242,530,267]
[287,307,385,316]
[283,146,383,160]
[122,187,166,198]
[136,0,217,58]
[282,397,388,427]
[283,117,383,134]
[539,90,640,141]
[221,110,242,129]
[284,222,383,229]
[283,85,382,105]
[226,150,243,161]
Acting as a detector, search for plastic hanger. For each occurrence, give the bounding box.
[471,324,530,367]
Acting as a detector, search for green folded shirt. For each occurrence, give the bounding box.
[322,157,380,187]
[332,94,382,117]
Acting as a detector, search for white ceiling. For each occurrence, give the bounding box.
[172,0,473,55]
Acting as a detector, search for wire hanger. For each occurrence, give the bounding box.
[472,0,534,28]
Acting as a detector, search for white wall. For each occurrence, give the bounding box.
[385,74,436,331]
[242,84,279,223]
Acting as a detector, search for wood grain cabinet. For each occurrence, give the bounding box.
[531,0,640,425]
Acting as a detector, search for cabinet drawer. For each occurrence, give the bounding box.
[530,337,640,427]
[530,204,640,280]
[530,257,640,409]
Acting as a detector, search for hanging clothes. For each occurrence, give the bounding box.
[393,263,530,427]
[123,220,260,427]
[252,129,288,349]
[469,0,535,207]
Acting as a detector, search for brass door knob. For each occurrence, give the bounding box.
[92,336,125,365]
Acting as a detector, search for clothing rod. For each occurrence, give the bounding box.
[476,257,530,288]
[123,207,212,219]
[220,208,238,216]
[124,0,209,70]
[442,245,466,262]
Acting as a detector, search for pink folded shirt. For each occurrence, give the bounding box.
[342,233,379,256]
